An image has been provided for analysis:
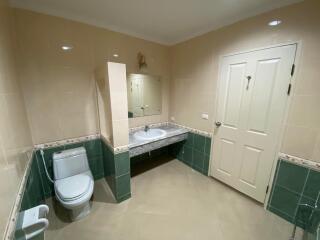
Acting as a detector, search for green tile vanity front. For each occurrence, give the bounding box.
[129,124,212,176]
[170,132,212,176]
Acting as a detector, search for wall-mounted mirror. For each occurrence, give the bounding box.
[127,73,161,118]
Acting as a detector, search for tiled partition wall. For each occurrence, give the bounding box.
[170,132,212,175]
[268,159,320,233]
[101,139,131,202]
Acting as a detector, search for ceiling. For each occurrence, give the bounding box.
[10,0,302,45]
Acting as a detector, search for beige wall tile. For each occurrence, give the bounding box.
[95,64,113,143]
[106,62,129,147]
[0,136,7,168]
[0,93,32,149]
[287,95,320,129]
[295,57,320,96]
[112,119,129,147]
[14,9,171,144]
[281,125,318,160]
[311,132,320,163]
[0,0,33,237]
[170,0,320,161]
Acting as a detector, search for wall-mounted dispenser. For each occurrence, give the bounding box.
[15,204,49,240]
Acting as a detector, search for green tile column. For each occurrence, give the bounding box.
[114,151,131,202]
[268,159,320,230]
[101,140,131,203]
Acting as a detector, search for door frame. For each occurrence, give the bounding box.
[209,41,302,207]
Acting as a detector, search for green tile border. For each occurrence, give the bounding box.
[115,173,131,201]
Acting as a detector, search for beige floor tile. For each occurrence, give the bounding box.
[45,159,303,240]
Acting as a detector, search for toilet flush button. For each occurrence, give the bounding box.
[201,114,209,120]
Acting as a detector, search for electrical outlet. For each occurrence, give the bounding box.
[201,114,209,120]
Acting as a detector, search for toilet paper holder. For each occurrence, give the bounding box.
[15,204,49,240]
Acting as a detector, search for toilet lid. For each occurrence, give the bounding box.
[55,174,92,201]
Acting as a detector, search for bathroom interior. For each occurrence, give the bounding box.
[0,0,319,239]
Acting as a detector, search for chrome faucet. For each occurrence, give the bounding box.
[144,125,150,132]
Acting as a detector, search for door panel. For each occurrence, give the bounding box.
[211,44,297,202]
[213,58,247,184]
[247,59,280,133]
[239,145,262,187]
[224,63,246,128]
[218,139,236,175]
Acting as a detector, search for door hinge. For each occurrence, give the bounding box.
[291,64,295,76]
[287,83,292,95]
[266,185,269,194]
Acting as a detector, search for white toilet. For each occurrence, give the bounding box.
[53,147,94,221]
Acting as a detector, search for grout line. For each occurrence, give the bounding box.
[115,171,131,179]
[268,159,281,207]
[275,183,308,197]
[293,169,310,223]
[269,206,294,221]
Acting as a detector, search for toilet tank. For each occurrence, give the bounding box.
[53,147,90,180]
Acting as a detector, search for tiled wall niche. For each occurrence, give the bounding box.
[19,138,105,213]
[18,137,131,223]
[15,137,132,239]
[268,159,320,234]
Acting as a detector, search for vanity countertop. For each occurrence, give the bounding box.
[129,124,189,149]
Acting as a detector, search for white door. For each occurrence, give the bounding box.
[211,44,297,202]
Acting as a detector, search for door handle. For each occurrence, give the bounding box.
[246,76,252,90]
[215,121,222,127]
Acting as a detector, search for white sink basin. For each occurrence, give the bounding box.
[134,128,166,141]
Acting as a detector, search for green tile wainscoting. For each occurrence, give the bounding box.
[16,137,132,239]
[33,139,104,199]
[268,159,320,234]
[169,132,212,176]
[16,132,213,239]
[19,153,45,212]
[101,139,131,202]
[16,138,132,236]
[16,152,46,240]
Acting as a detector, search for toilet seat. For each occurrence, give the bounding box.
[55,174,92,201]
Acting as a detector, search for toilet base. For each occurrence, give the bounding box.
[70,202,91,221]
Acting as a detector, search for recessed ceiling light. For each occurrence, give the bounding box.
[268,20,282,26]
[61,45,73,51]
[113,54,119,58]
